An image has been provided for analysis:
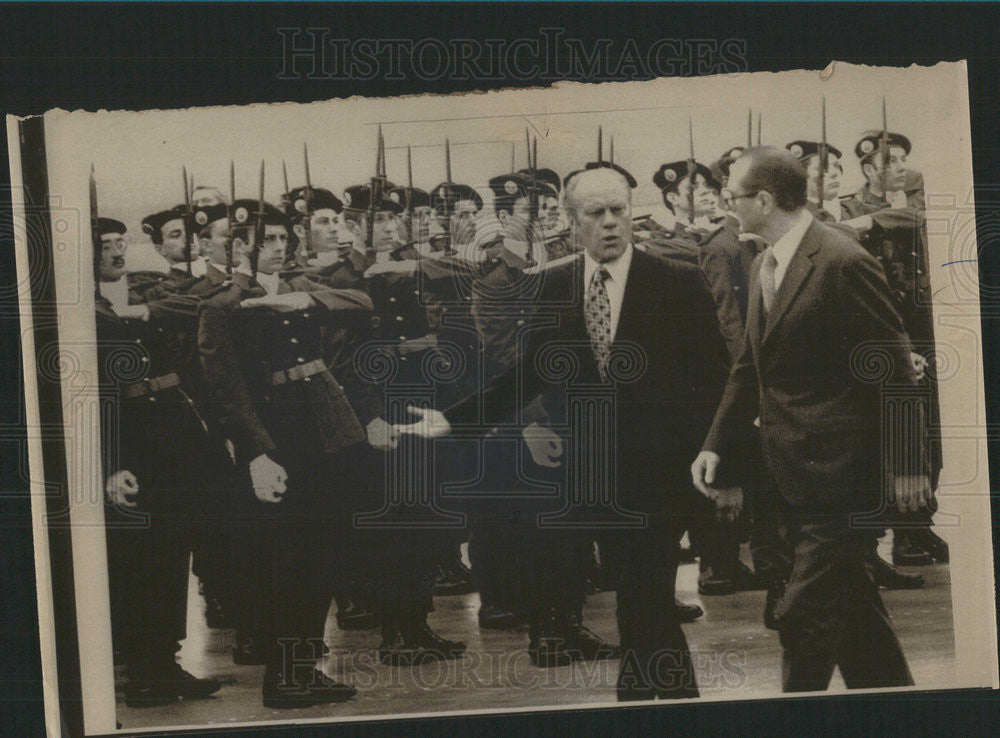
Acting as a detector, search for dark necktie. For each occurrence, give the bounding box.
[760,249,778,314]
[585,266,612,379]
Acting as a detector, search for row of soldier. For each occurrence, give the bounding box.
[95,117,945,708]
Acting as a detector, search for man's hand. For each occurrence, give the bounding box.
[366,417,399,452]
[249,453,288,503]
[522,421,563,468]
[691,450,723,497]
[364,259,418,277]
[393,406,452,439]
[113,305,150,321]
[240,292,315,312]
[910,352,928,382]
[105,470,139,509]
[892,474,932,513]
[706,486,744,524]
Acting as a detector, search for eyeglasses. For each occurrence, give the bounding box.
[721,188,761,207]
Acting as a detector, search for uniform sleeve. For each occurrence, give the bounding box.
[197,293,277,463]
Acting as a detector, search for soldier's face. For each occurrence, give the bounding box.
[192,187,225,207]
[154,218,189,264]
[805,154,843,200]
[251,224,289,274]
[568,170,632,263]
[450,201,478,246]
[865,146,908,192]
[99,232,128,282]
[201,218,231,266]
[669,174,718,218]
[371,210,399,252]
[310,208,339,253]
[540,195,561,229]
[500,196,532,242]
[411,205,432,242]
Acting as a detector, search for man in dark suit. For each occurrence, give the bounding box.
[692,147,931,692]
[398,164,731,700]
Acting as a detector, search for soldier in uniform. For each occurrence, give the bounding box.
[429,181,482,259]
[140,205,206,287]
[197,199,370,707]
[286,186,344,269]
[517,166,575,260]
[95,217,223,707]
[330,181,470,664]
[841,130,947,569]
[642,160,723,265]
[784,140,845,222]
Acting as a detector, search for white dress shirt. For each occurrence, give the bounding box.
[770,209,814,293]
[582,242,634,342]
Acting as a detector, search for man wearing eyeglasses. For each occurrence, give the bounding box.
[693,146,930,692]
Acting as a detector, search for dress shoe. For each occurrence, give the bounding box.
[404,621,467,658]
[123,664,221,707]
[336,600,378,631]
[910,528,949,564]
[892,531,935,567]
[262,667,355,709]
[872,554,925,589]
[528,632,575,668]
[733,561,769,591]
[697,566,735,596]
[478,604,521,630]
[763,580,785,631]
[232,631,266,665]
[433,565,475,596]
[675,598,704,623]
[565,625,620,660]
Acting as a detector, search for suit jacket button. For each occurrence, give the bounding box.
[297,357,305,363]
[290,337,299,344]
[283,319,291,326]
[389,297,397,303]
[395,315,404,321]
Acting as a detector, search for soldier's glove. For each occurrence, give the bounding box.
[240,292,315,312]
[113,305,150,321]
[105,470,139,509]
[249,453,288,503]
[521,421,563,468]
[366,417,399,452]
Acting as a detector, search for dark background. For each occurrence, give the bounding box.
[1,2,998,736]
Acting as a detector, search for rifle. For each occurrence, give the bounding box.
[879,97,890,196]
[817,97,828,205]
[181,165,194,275]
[301,142,314,263]
[747,108,753,148]
[525,128,540,265]
[405,144,415,246]
[250,160,265,280]
[367,125,386,252]
[756,113,762,146]
[226,161,235,275]
[686,118,696,225]
[597,125,603,163]
[89,164,102,295]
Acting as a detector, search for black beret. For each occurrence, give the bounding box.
[785,140,844,162]
[563,161,638,190]
[387,186,431,209]
[430,182,483,212]
[141,205,187,237]
[96,217,127,236]
[342,183,405,214]
[229,199,289,227]
[192,203,229,229]
[652,161,719,194]
[855,130,912,160]
[516,167,561,194]
[285,186,343,221]
[488,172,557,201]
[709,147,746,182]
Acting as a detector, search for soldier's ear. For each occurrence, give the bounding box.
[292,223,306,239]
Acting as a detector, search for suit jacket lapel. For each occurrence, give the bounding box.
[762,220,820,345]
[613,249,646,345]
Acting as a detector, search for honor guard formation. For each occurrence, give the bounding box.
[94,101,945,711]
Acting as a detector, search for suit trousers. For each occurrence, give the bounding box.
[612,516,699,701]
[775,514,914,692]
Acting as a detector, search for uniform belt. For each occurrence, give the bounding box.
[397,334,437,356]
[124,372,181,398]
[271,358,327,385]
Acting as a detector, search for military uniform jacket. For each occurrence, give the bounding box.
[197,271,373,465]
[96,290,214,512]
[635,219,712,266]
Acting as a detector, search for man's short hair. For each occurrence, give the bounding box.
[737,146,807,212]
[563,166,633,219]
